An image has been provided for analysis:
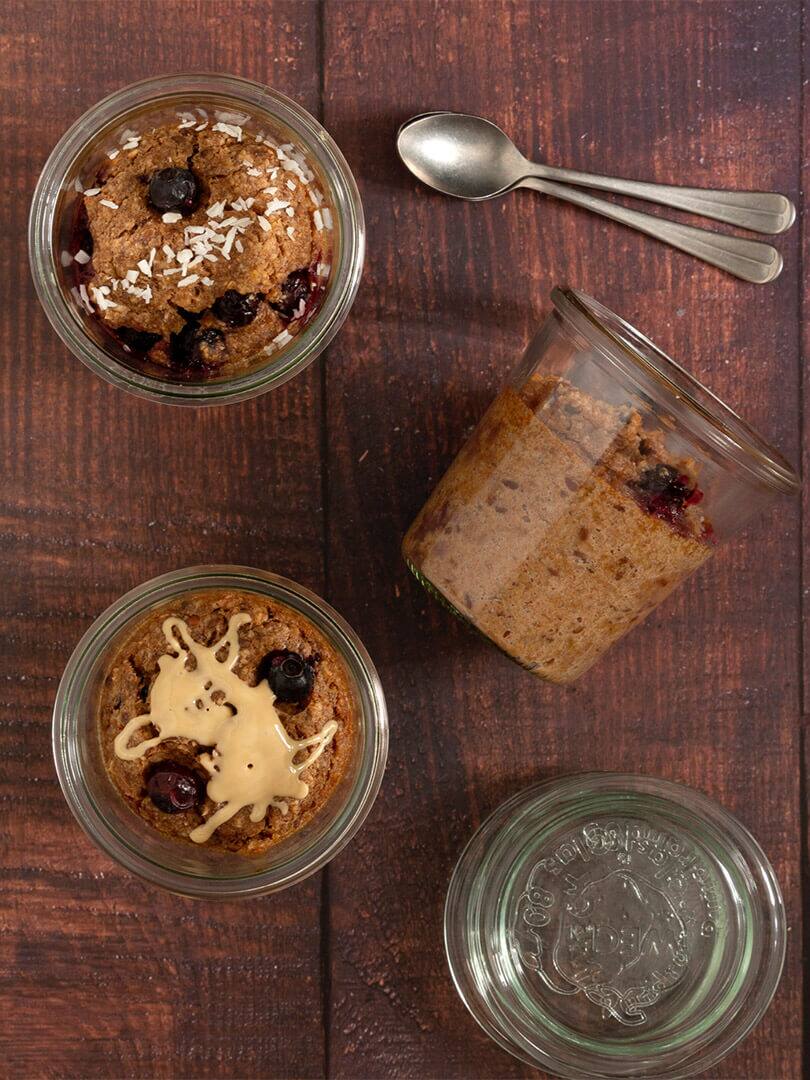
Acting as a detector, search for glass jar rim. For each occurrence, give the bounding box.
[551,287,799,496]
[28,72,365,405]
[444,772,786,1079]
[52,565,388,898]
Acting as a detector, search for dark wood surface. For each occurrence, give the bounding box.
[0,2,804,1077]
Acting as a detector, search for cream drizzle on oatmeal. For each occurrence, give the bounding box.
[113,613,337,843]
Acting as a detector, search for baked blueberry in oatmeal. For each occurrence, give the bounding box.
[99,590,355,854]
[66,113,333,378]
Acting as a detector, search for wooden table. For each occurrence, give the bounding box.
[1,2,804,1077]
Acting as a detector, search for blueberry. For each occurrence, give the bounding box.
[116,327,162,355]
[212,290,261,327]
[637,464,680,495]
[257,650,315,704]
[145,762,205,814]
[170,323,227,370]
[632,464,702,525]
[147,167,201,217]
[270,269,311,321]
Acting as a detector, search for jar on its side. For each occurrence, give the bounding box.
[52,565,388,898]
[403,287,798,683]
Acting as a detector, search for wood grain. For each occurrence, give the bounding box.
[0,1,805,1078]
[322,2,803,1078]
[0,3,327,1078]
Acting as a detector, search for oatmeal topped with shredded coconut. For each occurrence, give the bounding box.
[65,112,333,376]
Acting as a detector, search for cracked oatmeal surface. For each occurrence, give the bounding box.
[74,120,331,374]
[98,590,355,855]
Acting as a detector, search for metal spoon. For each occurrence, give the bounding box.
[397,112,790,284]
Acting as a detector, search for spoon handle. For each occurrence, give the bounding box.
[521,176,782,284]
[529,163,794,235]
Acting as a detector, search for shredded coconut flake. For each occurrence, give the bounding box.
[74,249,91,265]
[162,244,176,261]
[221,226,238,259]
[273,329,293,346]
[257,215,271,233]
[91,285,118,311]
[177,274,199,288]
[286,179,296,191]
[78,284,93,312]
[125,269,139,283]
[83,188,101,197]
[137,259,152,277]
[235,239,244,253]
[321,207,333,229]
[60,250,73,267]
[202,276,214,286]
[313,209,324,231]
[212,121,243,141]
[100,199,119,209]
[107,148,120,160]
[162,212,182,223]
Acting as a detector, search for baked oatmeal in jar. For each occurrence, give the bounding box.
[30,75,364,404]
[403,289,798,683]
[99,589,355,855]
[52,567,388,897]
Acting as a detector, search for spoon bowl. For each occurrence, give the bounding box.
[397,113,526,200]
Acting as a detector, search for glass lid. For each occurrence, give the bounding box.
[444,773,785,1079]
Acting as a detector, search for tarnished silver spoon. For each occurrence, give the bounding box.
[397,112,791,284]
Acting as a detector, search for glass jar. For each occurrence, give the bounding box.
[444,773,786,1079]
[52,566,388,898]
[29,73,364,405]
[403,287,798,683]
